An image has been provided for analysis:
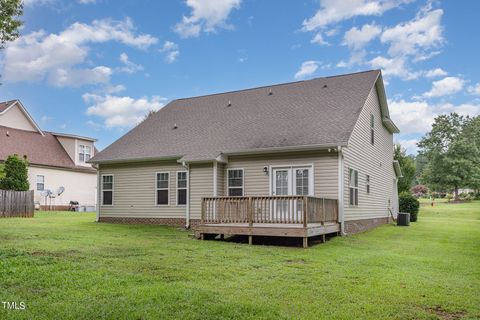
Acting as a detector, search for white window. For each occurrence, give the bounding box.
[79,145,91,162]
[101,175,113,205]
[156,172,169,205]
[177,171,187,205]
[36,175,45,191]
[349,169,359,206]
[370,114,375,145]
[228,169,244,196]
[366,175,370,194]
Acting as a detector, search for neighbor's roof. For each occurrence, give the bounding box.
[0,125,95,172]
[0,100,16,113]
[91,70,397,164]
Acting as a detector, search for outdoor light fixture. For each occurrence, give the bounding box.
[263,166,268,175]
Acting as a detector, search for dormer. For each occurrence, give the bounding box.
[53,133,97,167]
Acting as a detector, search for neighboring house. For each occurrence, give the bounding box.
[0,100,97,209]
[89,70,402,242]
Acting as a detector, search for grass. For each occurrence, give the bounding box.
[0,203,479,319]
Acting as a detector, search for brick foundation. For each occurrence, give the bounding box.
[344,217,390,234]
[98,216,201,228]
[39,205,72,211]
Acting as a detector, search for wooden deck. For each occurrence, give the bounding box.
[195,196,339,247]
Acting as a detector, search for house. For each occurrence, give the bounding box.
[0,100,97,210]
[89,70,402,245]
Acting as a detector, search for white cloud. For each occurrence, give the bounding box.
[302,0,410,31]
[311,33,329,46]
[370,56,420,80]
[343,24,382,50]
[380,8,444,60]
[159,41,180,63]
[389,98,480,152]
[2,18,157,87]
[48,66,112,87]
[78,0,96,3]
[174,0,242,38]
[424,68,448,78]
[294,61,319,80]
[22,0,55,6]
[423,76,465,98]
[395,138,418,155]
[83,94,166,128]
[468,83,480,95]
[117,53,143,74]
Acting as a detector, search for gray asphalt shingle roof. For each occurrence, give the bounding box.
[91,70,382,163]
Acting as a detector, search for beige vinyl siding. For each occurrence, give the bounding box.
[189,163,214,219]
[224,151,338,199]
[99,161,186,218]
[342,86,396,221]
[216,163,225,196]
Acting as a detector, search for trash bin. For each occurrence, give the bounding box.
[397,212,410,226]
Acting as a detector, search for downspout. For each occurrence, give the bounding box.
[95,164,100,222]
[213,161,218,196]
[337,146,345,235]
[184,162,190,229]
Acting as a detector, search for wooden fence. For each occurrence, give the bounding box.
[0,190,35,218]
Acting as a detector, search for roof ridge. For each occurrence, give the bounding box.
[174,69,380,102]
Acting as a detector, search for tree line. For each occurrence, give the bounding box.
[395,113,480,200]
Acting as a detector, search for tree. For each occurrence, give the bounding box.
[0,163,5,179]
[418,113,480,200]
[414,152,428,185]
[0,154,29,191]
[411,184,428,197]
[394,144,416,194]
[0,0,23,49]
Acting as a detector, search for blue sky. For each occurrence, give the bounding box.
[1,0,479,154]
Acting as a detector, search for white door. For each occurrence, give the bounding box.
[271,167,312,222]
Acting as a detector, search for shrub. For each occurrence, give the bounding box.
[445,193,453,202]
[411,184,428,197]
[0,154,29,191]
[399,191,420,222]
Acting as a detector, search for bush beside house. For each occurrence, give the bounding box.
[0,154,29,191]
[399,192,420,222]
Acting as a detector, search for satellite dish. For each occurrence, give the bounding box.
[56,186,65,196]
[40,190,51,197]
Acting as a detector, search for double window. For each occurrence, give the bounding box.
[177,171,187,205]
[156,172,169,205]
[79,145,91,162]
[101,175,113,205]
[36,175,45,191]
[228,169,244,196]
[349,169,359,206]
[370,114,375,145]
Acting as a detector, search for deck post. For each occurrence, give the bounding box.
[303,196,307,228]
[303,237,308,248]
[321,198,325,226]
[248,235,253,245]
[248,197,253,227]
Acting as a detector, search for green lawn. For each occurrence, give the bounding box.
[1,203,479,319]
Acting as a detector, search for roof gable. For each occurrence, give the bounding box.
[0,100,44,135]
[91,70,392,164]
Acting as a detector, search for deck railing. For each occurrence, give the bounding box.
[201,196,338,226]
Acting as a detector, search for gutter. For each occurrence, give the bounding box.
[184,162,191,229]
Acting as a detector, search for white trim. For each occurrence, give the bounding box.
[155,171,170,206]
[176,170,188,206]
[0,100,45,135]
[186,164,190,228]
[227,168,244,196]
[213,161,218,197]
[338,147,345,234]
[96,171,101,221]
[100,174,114,206]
